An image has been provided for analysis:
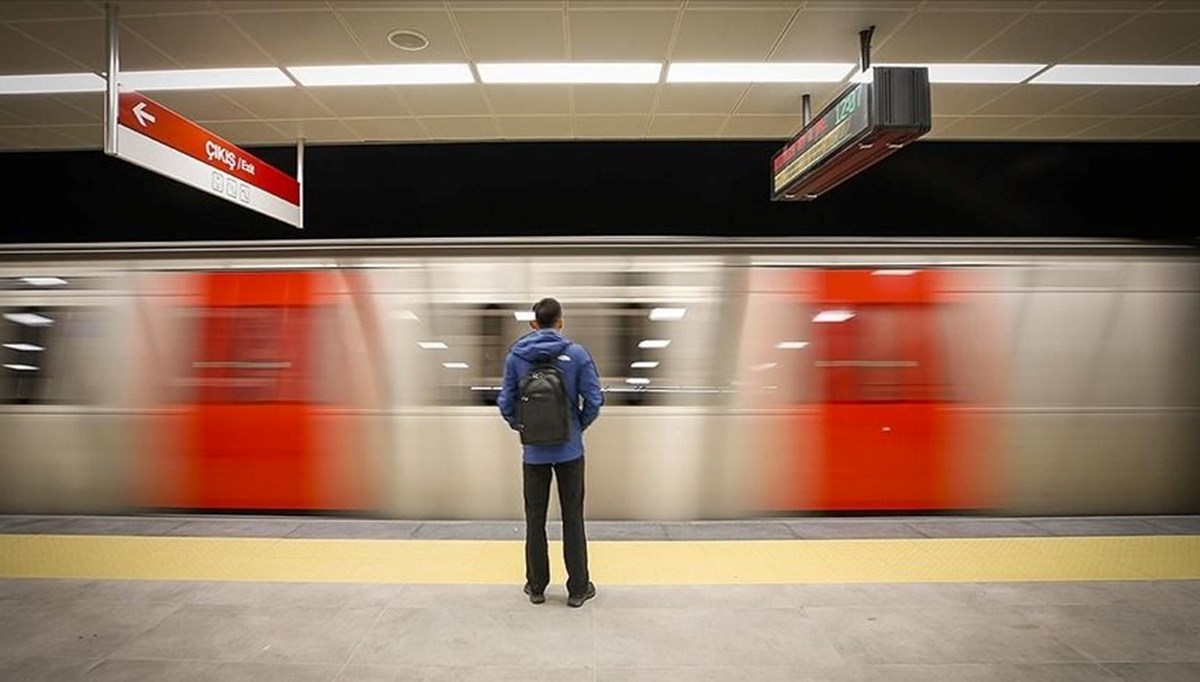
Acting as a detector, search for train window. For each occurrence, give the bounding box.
[1,306,104,405]
[818,305,946,403]
[1,307,56,404]
[186,306,312,404]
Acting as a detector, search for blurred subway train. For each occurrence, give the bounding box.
[0,237,1197,520]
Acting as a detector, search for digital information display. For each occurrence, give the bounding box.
[771,83,871,195]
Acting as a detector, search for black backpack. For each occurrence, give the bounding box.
[517,354,572,445]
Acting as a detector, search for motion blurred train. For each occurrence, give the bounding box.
[1,237,1197,519]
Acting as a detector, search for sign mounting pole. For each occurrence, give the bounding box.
[296,137,305,229]
[104,2,119,156]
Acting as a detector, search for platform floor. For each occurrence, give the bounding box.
[1,514,1198,681]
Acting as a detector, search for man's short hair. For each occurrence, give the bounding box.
[533,297,562,328]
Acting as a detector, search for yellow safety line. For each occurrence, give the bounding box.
[0,535,1196,584]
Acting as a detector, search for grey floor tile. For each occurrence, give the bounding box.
[411,522,523,540]
[1029,519,1164,537]
[662,521,798,540]
[0,656,100,682]
[785,521,925,540]
[351,606,593,667]
[186,581,405,607]
[595,607,843,667]
[337,666,594,682]
[0,517,78,534]
[1021,603,1200,662]
[910,520,1049,538]
[286,520,422,540]
[1152,580,1200,604]
[833,663,1120,681]
[166,519,302,538]
[83,659,340,682]
[974,581,1185,606]
[1142,517,1200,534]
[111,603,383,664]
[77,580,210,604]
[788,583,988,608]
[582,522,668,541]
[383,584,546,609]
[1102,662,1200,682]
[0,578,94,602]
[596,666,844,682]
[804,604,1088,664]
[0,600,179,659]
[595,584,795,609]
[53,517,187,536]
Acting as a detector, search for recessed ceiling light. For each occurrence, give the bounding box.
[871,269,917,276]
[0,73,104,94]
[775,341,809,350]
[666,62,854,83]
[851,63,1045,84]
[287,64,475,86]
[630,361,660,369]
[387,28,430,52]
[477,62,662,84]
[21,276,68,286]
[418,341,448,350]
[514,311,536,321]
[649,307,686,321]
[121,68,293,91]
[638,339,671,349]
[1030,64,1200,86]
[442,362,469,369]
[3,343,44,351]
[626,377,651,385]
[813,310,855,323]
[4,313,54,327]
[3,364,38,371]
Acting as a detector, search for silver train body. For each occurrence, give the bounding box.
[0,238,1197,519]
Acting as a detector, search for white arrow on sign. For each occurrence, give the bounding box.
[132,102,156,127]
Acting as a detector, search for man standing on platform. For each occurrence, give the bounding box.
[498,297,603,607]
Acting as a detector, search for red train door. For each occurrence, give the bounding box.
[812,269,953,511]
[182,271,320,510]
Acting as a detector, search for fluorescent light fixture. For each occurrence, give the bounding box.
[121,67,293,91]
[3,364,37,371]
[751,362,778,371]
[638,339,671,349]
[417,341,448,350]
[3,343,44,351]
[21,276,68,286]
[0,72,104,94]
[852,63,1044,84]
[477,62,662,84]
[442,362,469,369]
[813,310,855,323]
[667,62,854,83]
[775,341,810,350]
[392,310,420,321]
[630,361,660,369]
[470,385,501,391]
[649,307,687,321]
[514,311,536,321]
[1030,64,1200,86]
[872,269,917,276]
[287,63,475,86]
[4,313,54,327]
[626,377,651,385]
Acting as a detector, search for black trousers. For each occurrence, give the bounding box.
[523,456,589,596]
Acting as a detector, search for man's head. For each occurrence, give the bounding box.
[531,297,564,331]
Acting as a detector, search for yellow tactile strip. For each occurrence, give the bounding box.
[1,535,1197,584]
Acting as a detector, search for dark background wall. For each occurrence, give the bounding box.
[2,140,1196,246]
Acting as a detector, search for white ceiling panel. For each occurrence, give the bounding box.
[654,84,747,114]
[670,8,796,60]
[874,11,1020,62]
[1141,117,1200,139]
[1053,86,1186,117]
[803,1,917,8]
[572,86,658,114]
[1006,116,1108,138]
[451,9,565,61]
[568,9,677,61]
[932,115,1031,139]
[722,115,800,138]
[483,85,570,115]
[1069,117,1181,139]
[117,2,225,17]
[773,9,911,63]
[223,89,334,120]
[734,83,840,115]
[144,91,255,121]
[647,114,728,138]
[0,25,91,74]
[973,85,1098,115]
[420,116,501,140]
[397,86,490,116]
[968,11,1132,63]
[227,9,368,65]
[573,115,649,138]
[306,87,409,118]
[0,1,100,22]
[15,20,180,71]
[343,116,428,142]
[125,14,268,68]
[335,9,468,63]
[265,117,360,143]
[1124,88,1200,116]
[0,93,100,125]
[1067,13,1200,64]
[0,125,82,149]
[202,120,293,145]
[929,83,1013,116]
[1033,1,1157,10]
[498,115,573,139]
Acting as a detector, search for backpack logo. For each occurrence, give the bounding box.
[517,358,572,446]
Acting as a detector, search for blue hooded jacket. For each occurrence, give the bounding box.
[498,328,603,464]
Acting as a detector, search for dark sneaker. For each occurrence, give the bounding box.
[567,582,596,608]
[523,584,545,605]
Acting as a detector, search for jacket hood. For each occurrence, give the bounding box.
[511,329,570,362]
